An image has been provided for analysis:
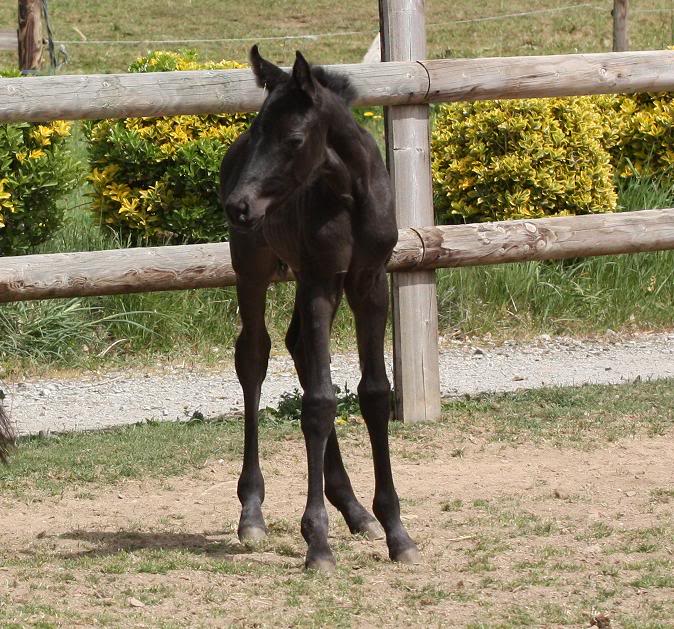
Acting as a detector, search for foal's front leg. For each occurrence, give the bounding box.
[235,274,272,542]
[296,276,342,572]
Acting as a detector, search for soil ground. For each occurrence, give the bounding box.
[1,422,673,627]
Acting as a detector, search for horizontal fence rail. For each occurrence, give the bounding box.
[1,50,674,122]
[1,208,673,303]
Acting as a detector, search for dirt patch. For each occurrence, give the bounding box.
[1,430,673,627]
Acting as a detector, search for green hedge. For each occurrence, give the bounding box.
[431,97,618,224]
[431,90,674,225]
[0,116,81,256]
[609,92,674,179]
[86,51,252,244]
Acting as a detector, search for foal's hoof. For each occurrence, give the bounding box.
[356,520,385,541]
[305,551,336,574]
[238,525,267,543]
[391,545,421,565]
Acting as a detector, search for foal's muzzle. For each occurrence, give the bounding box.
[225,195,269,229]
[226,198,253,227]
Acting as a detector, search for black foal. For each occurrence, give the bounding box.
[219,46,419,571]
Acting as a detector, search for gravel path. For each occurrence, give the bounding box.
[4,331,674,436]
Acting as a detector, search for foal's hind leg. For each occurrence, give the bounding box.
[286,300,383,540]
[324,431,383,539]
[293,274,347,571]
[345,268,420,564]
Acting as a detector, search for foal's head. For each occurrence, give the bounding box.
[224,46,354,228]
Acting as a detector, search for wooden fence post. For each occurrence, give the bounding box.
[17,0,43,73]
[612,0,629,52]
[378,0,441,423]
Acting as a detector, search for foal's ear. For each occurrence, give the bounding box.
[249,45,287,91]
[292,51,316,99]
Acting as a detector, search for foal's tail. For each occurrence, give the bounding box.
[0,393,15,463]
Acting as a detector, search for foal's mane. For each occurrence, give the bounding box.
[311,66,357,106]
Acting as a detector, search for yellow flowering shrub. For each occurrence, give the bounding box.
[431,97,617,224]
[86,51,251,243]
[0,112,81,255]
[602,92,674,178]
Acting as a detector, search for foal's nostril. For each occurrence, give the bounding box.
[227,198,251,225]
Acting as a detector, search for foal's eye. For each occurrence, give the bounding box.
[286,135,304,149]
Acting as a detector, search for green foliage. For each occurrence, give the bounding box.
[0,297,159,362]
[86,51,252,244]
[0,118,81,256]
[431,97,617,224]
[262,384,360,424]
[608,92,674,180]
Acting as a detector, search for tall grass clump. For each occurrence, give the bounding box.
[436,174,674,338]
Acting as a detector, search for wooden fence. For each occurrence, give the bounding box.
[3,49,674,122]
[1,0,673,422]
[2,208,674,304]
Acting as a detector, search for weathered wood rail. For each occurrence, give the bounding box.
[2,208,673,304]
[1,50,674,122]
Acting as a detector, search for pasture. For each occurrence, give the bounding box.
[1,0,674,72]
[1,2,674,626]
[1,381,673,626]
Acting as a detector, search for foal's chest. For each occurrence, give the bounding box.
[262,201,354,276]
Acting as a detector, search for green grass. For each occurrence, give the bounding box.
[1,378,672,496]
[437,176,674,338]
[439,378,674,446]
[0,414,264,497]
[1,0,673,73]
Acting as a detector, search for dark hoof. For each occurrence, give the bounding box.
[391,545,421,565]
[238,525,267,543]
[356,520,385,541]
[305,549,336,574]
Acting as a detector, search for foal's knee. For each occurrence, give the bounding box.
[301,391,337,437]
[235,327,271,380]
[357,379,391,421]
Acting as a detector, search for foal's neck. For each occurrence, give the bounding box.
[324,97,371,178]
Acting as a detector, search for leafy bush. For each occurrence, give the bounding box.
[261,385,361,424]
[0,117,81,256]
[605,92,674,179]
[86,51,252,244]
[431,97,617,224]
